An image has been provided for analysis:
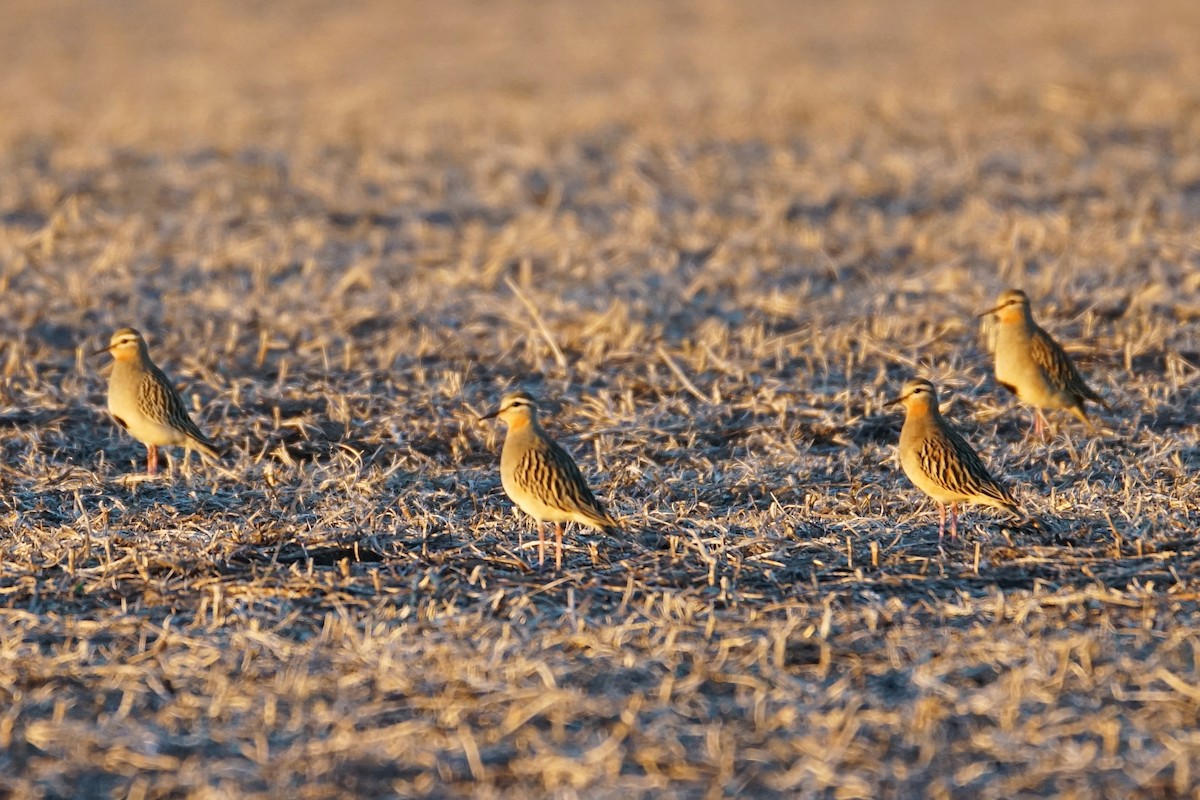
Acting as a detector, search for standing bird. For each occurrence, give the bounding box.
[480,391,619,570]
[886,378,1022,540]
[95,327,221,475]
[979,289,1110,438]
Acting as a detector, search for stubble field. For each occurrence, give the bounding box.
[2,1,1200,797]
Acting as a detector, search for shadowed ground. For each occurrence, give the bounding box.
[1,1,1200,797]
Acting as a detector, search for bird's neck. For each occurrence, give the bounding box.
[114,354,149,370]
[908,402,942,428]
[998,308,1032,328]
[506,416,536,434]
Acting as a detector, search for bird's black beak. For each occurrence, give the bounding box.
[976,303,1006,318]
[479,408,501,421]
[883,396,903,408]
[90,344,113,357]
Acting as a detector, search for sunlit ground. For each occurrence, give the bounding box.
[1,1,1200,796]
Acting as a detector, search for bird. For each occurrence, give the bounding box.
[979,289,1110,438]
[94,327,220,475]
[480,390,619,570]
[886,378,1022,540]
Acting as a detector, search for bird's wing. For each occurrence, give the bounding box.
[517,438,616,528]
[139,367,218,448]
[918,431,1018,510]
[1029,326,1108,406]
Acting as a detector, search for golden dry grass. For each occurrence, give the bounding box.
[2,0,1200,797]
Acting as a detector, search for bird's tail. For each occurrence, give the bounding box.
[1068,404,1101,432]
[988,494,1026,525]
[1001,501,1048,532]
[189,435,222,461]
[1082,384,1112,411]
[582,507,621,535]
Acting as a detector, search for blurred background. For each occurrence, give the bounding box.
[3,0,1199,383]
[3,0,1199,156]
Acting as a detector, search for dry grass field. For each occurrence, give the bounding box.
[2,0,1200,797]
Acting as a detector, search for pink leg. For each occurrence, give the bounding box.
[537,523,546,568]
[1033,411,1046,440]
[950,503,959,540]
[555,523,564,570]
[147,445,158,475]
[938,503,946,541]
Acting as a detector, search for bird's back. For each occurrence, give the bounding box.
[996,314,1106,413]
[109,358,218,454]
[1028,325,1108,408]
[900,410,1018,513]
[501,424,617,530]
